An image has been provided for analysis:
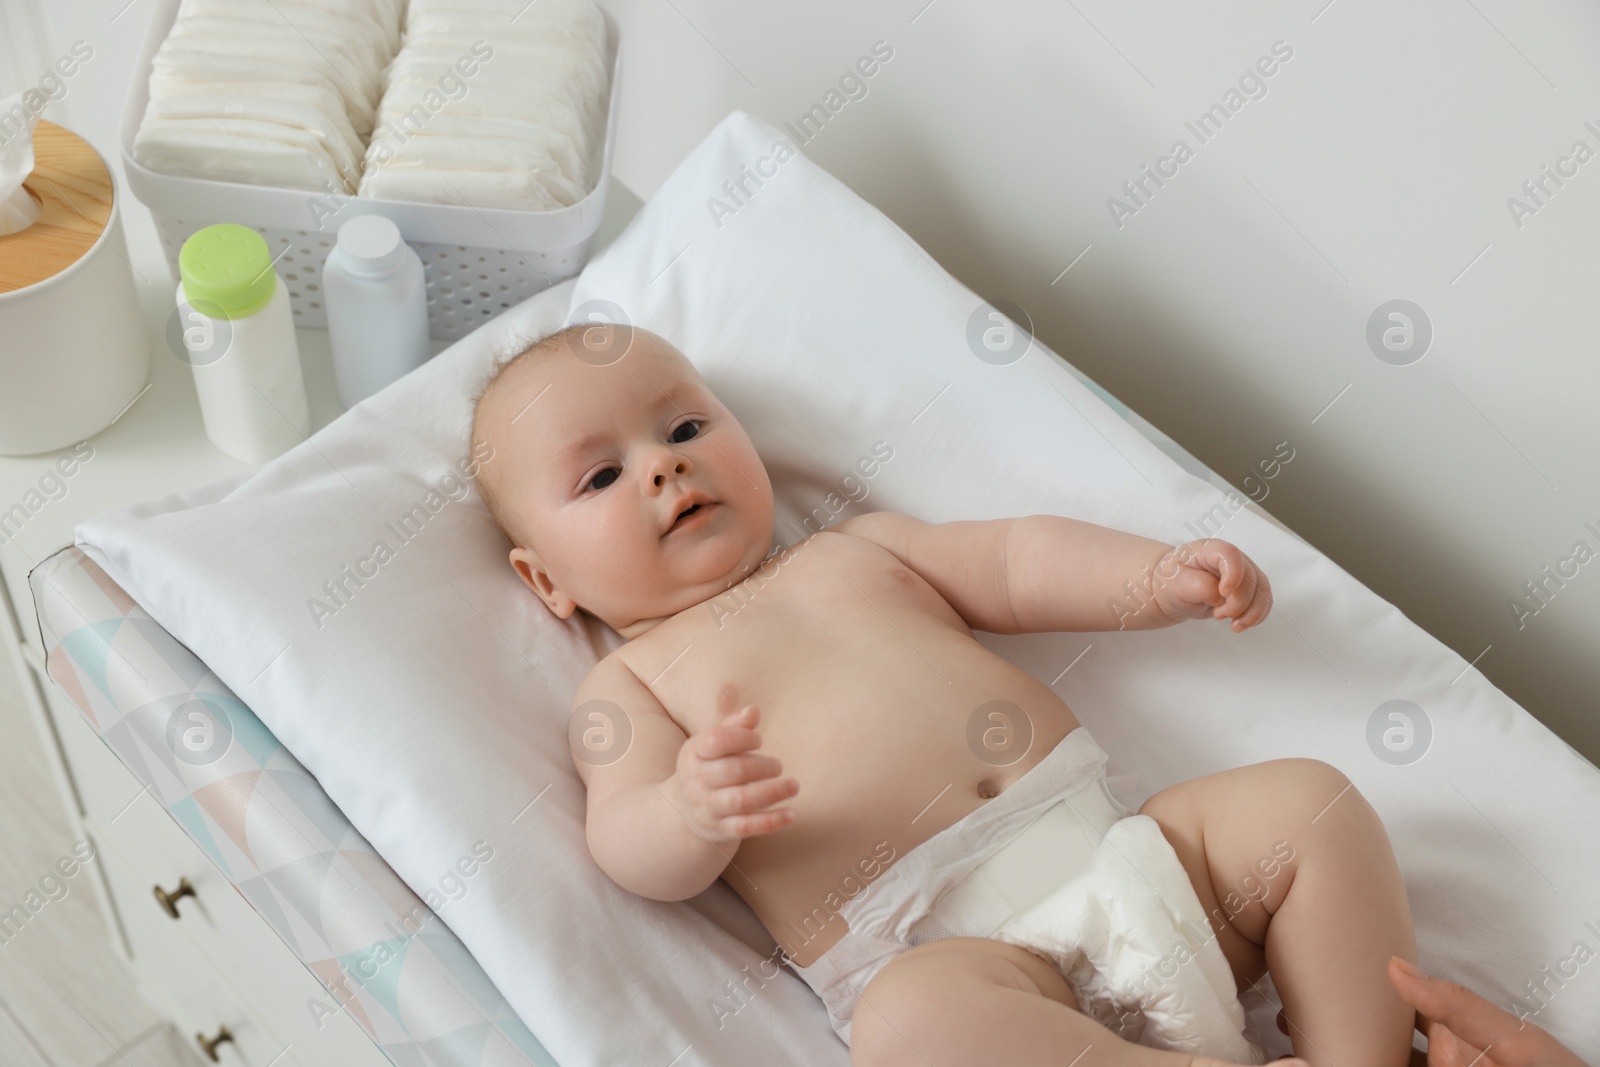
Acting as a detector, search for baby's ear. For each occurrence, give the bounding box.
[509,546,577,619]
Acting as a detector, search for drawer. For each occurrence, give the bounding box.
[172,980,305,1067]
[94,829,234,1021]
[97,828,303,1067]
[92,777,391,1067]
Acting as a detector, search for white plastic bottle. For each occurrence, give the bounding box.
[322,214,431,408]
[175,223,310,465]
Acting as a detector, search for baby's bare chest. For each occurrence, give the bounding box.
[621,531,982,740]
[615,532,1081,948]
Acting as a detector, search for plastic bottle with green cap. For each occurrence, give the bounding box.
[174,223,309,464]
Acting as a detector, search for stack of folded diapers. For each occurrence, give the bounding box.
[131,0,608,210]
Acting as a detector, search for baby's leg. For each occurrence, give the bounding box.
[850,936,1286,1067]
[1138,758,1417,1067]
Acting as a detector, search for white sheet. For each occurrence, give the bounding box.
[78,110,1600,1064]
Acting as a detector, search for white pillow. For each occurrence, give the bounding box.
[78,109,1600,1064]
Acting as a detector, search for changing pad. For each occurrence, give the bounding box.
[75,111,1600,1064]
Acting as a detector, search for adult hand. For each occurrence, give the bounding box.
[1388,956,1590,1067]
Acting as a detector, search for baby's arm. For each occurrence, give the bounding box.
[836,511,1271,634]
[571,656,796,901]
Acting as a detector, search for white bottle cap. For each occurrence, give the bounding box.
[336,214,406,275]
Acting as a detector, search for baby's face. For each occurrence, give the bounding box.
[483,327,774,637]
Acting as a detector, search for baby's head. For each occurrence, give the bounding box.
[471,323,775,638]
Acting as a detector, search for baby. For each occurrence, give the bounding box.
[469,322,1420,1067]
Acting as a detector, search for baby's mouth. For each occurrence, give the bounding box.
[666,501,714,534]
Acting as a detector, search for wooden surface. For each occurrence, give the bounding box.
[0,119,112,294]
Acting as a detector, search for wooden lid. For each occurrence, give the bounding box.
[0,120,114,295]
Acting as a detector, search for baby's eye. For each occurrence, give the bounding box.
[586,467,619,491]
[669,420,701,443]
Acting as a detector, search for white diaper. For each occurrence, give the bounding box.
[974,798,1266,1061]
[787,727,1266,1062]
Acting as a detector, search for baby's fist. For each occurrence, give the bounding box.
[1153,539,1273,632]
[672,705,798,844]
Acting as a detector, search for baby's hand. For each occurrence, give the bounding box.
[672,705,798,844]
[1152,538,1273,632]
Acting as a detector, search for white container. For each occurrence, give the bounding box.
[323,215,431,407]
[0,121,149,456]
[118,0,622,342]
[175,224,310,465]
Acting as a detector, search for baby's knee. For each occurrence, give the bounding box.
[1272,756,1350,794]
[1262,757,1381,828]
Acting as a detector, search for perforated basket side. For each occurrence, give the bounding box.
[125,0,623,342]
[152,215,591,340]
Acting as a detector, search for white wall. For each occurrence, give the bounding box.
[591,0,1600,763]
[0,3,51,99]
[13,0,1597,763]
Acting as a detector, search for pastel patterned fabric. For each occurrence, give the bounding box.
[32,546,556,1067]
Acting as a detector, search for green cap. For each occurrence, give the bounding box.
[178,224,277,318]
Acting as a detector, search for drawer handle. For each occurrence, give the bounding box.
[195,1024,233,1062]
[153,877,196,919]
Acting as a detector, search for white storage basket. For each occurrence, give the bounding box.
[119,0,622,341]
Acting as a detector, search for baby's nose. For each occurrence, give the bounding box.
[652,459,688,486]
